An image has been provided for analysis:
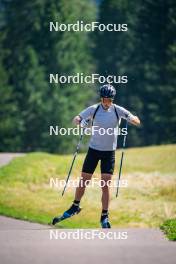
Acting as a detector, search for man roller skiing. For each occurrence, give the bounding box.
[52,84,140,228]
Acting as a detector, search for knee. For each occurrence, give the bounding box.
[81,172,92,180]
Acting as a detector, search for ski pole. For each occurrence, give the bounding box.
[116,120,128,197]
[62,128,84,196]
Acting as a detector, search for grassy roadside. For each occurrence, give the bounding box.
[0,144,176,229]
[160,219,176,241]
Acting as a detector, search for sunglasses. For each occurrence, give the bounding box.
[101,98,113,102]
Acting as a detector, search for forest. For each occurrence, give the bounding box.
[0,0,175,153]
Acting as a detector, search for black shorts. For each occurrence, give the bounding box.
[82,147,115,175]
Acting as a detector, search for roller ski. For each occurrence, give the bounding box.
[52,203,82,225]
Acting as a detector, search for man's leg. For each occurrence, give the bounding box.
[64,172,93,216]
[75,172,93,201]
[63,147,99,214]
[100,173,112,228]
[52,147,100,226]
[73,147,99,203]
[101,173,112,210]
[52,172,93,225]
[52,148,99,225]
[56,172,92,219]
[100,150,115,228]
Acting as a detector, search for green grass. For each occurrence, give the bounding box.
[0,144,176,229]
[160,219,176,241]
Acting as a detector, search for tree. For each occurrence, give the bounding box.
[0,0,97,152]
[95,0,143,147]
[135,0,176,145]
[96,0,176,146]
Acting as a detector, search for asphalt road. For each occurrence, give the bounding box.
[0,153,24,167]
[0,216,175,264]
[0,154,175,264]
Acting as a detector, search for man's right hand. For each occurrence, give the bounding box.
[73,116,82,125]
[73,115,89,128]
